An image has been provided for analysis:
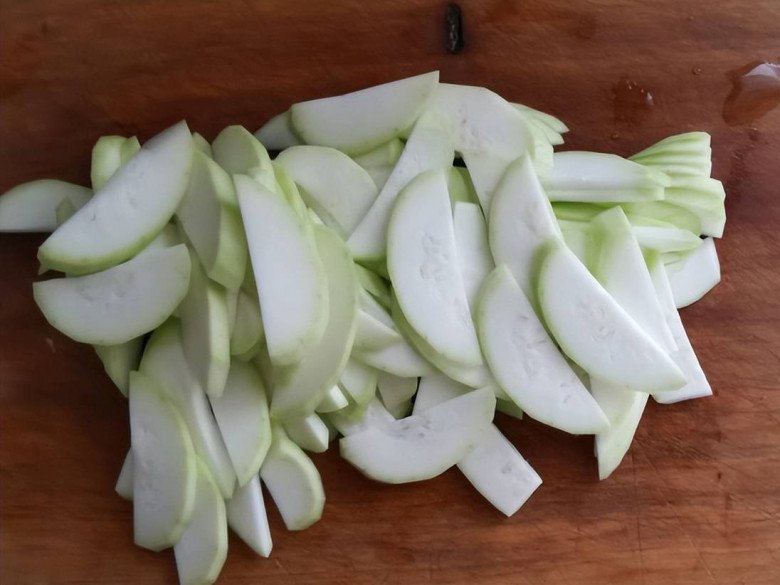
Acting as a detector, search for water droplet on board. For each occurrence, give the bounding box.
[692,66,702,75]
[723,61,780,125]
[613,77,655,125]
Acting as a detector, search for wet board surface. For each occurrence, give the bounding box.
[1,1,779,583]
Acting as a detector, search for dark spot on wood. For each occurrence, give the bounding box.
[444,3,464,54]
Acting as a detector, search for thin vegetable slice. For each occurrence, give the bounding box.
[537,239,686,393]
[129,371,196,551]
[290,71,439,155]
[38,121,194,274]
[34,244,190,345]
[339,386,495,484]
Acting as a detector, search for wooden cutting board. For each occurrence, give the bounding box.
[1,1,778,583]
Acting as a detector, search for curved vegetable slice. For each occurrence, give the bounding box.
[513,104,566,146]
[339,386,495,484]
[38,121,193,274]
[537,239,686,393]
[115,449,134,500]
[352,138,404,168]
[476,266,608,434]
[338,359,379,405]
[139,320,236,498]
[447,167,479,206]
[353,337,434,378]
[235,174,328,367]
[34,244,190,345]
[648,254,712,403]
[666,237,720,308]
[129,371,196,551]
[270,225,358,420]
[174,460,228,585]
[328,398,395,437]
[179,250,231,397]
[488,156,561,297]
[290,71,439,155]
[316,385,349,413]
[592,378,649,480]
[354,309,402,351]
[387,169,482,367]
[544,151,670,203]
[226,475,272,557]
[414,375,541,516]
[91,135,141,191]
[283,413,330,453]
[177,151,246,289]
[0,180,92,233]
[212,125,275,191]
[260,426,325,530]
[255,111,301,150]
[630,132,712,177]
[428,84,537,210]
[453,202,493,309]
[377,373,418,411]
[632,225,703,254]
[209,362,271,487]
[230,289,264,356]
[589,207,676,352]
[347,109,454,260]
[392,300,492,388]
[513,103,569,134]
[94,336,144,396]
[275,145,378,236]
[192,133,212,157]
[663,176,726,237]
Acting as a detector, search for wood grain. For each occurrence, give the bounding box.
[1,1,779,584]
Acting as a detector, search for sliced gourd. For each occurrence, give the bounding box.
[647,253,713,403]
[226,475,272,557]
[115,449,134,500]
[173,459,228,585]
[179,250,231,398]
[176,151,246,289]
[544,151,670,203]
[414,374,541,516]
[387,169,482,367]
[212,125,275,191]
[537,239,686,393]
[488,156,561,298]
[254,110,301,150]
[338,359,379,405]
[91,135,141,191]
[38,121,193,274]
[235,174,328,367]
[129,371,196,551]
[34,244,190,345]
[665,237,720,308]
[290,71,439,155]
[476,266,608,434]
[139,320,236,498]
[0,180,91,233]
[94,336,144,396]
[589,207,676,352]
[270,225,358,420]
[283,413,330,453]
[209,361,272,487]
[275,145,378,237]
[316,385,350,413]
[260,426,325,530]
[453,202,494,309]
[347,109,454,260]
[339,386,495,484]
